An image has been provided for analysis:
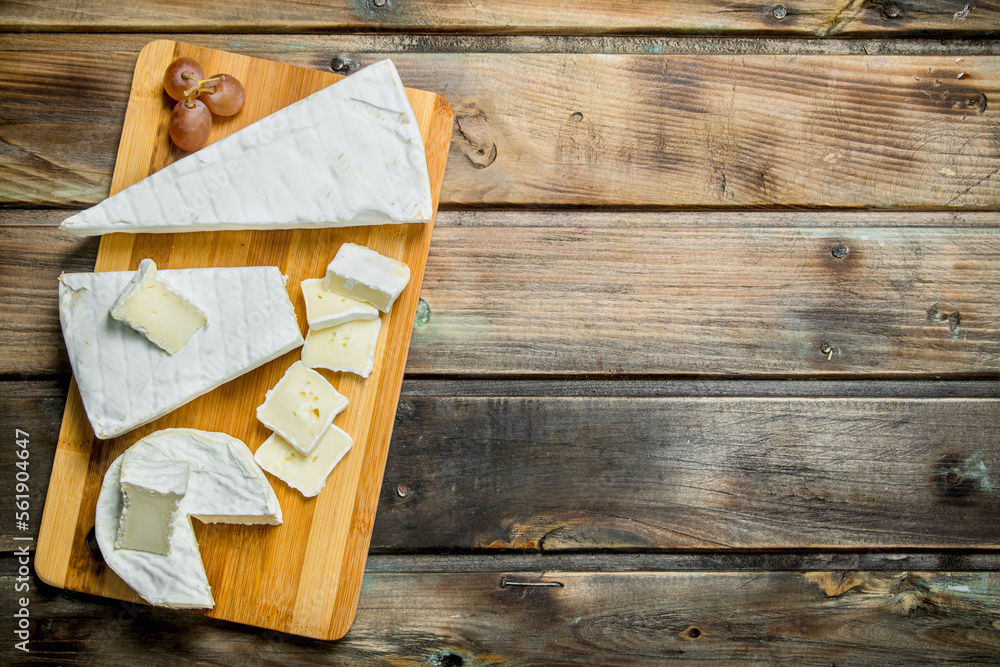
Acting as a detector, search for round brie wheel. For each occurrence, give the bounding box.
[95,428,282,609]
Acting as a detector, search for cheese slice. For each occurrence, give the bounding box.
[301,278,379,330]
[254,425,354,498]
[256,361,348,455]
[59,266,303,439]
[95,429,282,609]
[323,243,411,313]
[109,259,207,355]
[116,456,189,556]
[60,59,432,237]
[301,317,382,378]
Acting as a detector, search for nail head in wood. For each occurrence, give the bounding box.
[329,56,353,74]
[396,484,409,498]
[373,0,387,6]
[771,5,788,20]
[831,244,848,258]
[882,3,901,19]
[415,298,430,326]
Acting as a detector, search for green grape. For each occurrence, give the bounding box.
[202,74,246,116]
[163,57,205,102]
[169,98,212,152]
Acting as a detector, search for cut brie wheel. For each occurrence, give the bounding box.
[95,429,282,609]
[60,59,433,236]
[59,266,303,439]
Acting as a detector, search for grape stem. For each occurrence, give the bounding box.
[183,74,226,100]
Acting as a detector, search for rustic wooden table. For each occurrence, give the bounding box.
[2,2,1000,664]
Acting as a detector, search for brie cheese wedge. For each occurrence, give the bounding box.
[301,278,379,330]
[301,317,382,378]
[59,266,303,439]
[109,259,207,355]
[323,243,411,313]
[256,361,348,455]
[254,425,354,498]
[60,59,432,236]
[95,429,282,609]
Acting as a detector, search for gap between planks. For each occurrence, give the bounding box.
[5,550,1000,572]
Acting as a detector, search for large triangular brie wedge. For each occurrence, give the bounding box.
[95,429,282,609]
[60,59,433,236]
[59,266,303,439]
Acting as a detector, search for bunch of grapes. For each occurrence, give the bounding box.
[163,57,246,152]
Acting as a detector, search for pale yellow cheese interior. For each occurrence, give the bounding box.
[254,425,354,497]
[116,458,189,556]
[256,361,348,455]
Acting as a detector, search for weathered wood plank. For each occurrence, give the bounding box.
[4,46,1000,209]
[8,207,1000,229]
[6,380,1000,550]
[0,227,97,377]
[4,33,1000,57]
[376,396,1000,550]
[5,225,999,377]
[3,0,999,37]
[0,379,63,550]
[4,568,999,664]
[409,226,1000,377]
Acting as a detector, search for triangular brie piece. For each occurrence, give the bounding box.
[60,59,433,236]
[59,266,304,439]
[96,429,282,609]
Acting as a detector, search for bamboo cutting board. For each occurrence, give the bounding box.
[35,40,452,640]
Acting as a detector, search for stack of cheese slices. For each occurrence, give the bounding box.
[58,59,432,609]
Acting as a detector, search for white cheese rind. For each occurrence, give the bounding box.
[301,317,382,378]
[59,266,304,439]
[60,60,432,236]
[109,259,208,355]
[301,278,379,330]
[116,457,189,556]
[256,361,348,455]
[254,425,354,498]
[95,429,282,609]
[323,243,411,313]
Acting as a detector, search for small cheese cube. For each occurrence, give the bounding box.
[323,243,410,313]
[301,317,382,378]
[116,457,189,556]
[109,258,207,355]
[256,361,348,455]
[300,278,379,330]
[254,425,354,498]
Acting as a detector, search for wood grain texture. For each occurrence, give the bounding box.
[410,226,1000,377]
[375,396,1000,550]
[5,567,1000,665]
[33,40,452,641]
[10,380,1000,550]
[4,44,1000,208]
[6,32,1000,57]
[3,0,999,37]
[6,224,1000,378]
